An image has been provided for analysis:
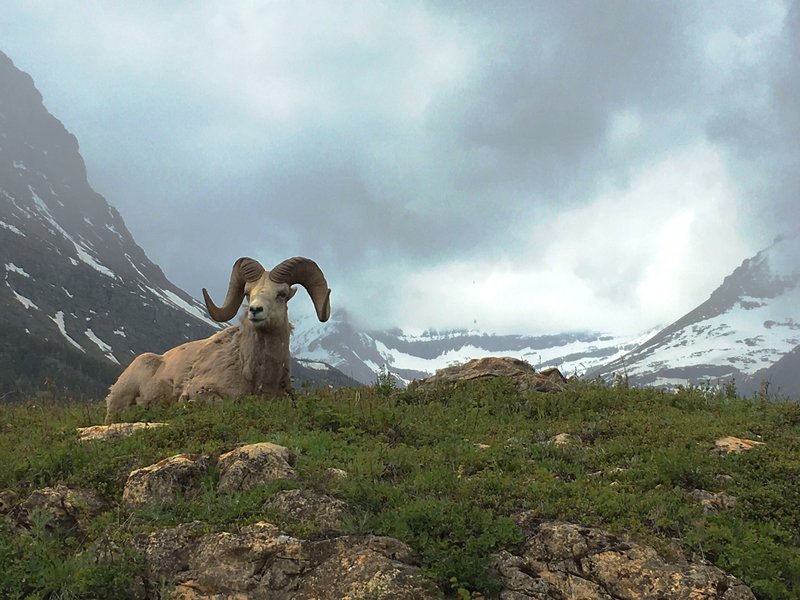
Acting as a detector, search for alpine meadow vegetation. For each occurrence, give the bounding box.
[1,378,799,598]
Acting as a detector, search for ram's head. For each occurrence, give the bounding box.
[202,257,331,330]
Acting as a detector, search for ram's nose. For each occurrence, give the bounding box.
[249,305,264,316]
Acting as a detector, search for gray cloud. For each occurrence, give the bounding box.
[1,1,797,334]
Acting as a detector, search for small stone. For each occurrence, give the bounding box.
[323,467,349,480]
[691,489,738,513]
[549,433,576,446]
[77,422,168,442]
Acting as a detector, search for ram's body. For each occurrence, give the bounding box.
[104,257,330,423]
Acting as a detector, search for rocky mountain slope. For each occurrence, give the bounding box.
[0,51,355,399]
[591,231,800,397]
[291,309,658,385]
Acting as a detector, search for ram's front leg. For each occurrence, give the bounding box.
[180,383,226,408]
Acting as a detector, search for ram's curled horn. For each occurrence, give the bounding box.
[202,257,266,322]
[269,257,331,322]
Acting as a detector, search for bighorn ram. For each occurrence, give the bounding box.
[104,256,330,423]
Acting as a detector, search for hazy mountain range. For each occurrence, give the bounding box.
[291,229,800,400]
[1,49,798,401]
[591,231,800,397]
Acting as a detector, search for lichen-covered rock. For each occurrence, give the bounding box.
[414,357,567,393]
[134,521,206,597]
[713,436,765,455]
[265,489,349,532]
[138,522,441,600]
[549,432,578,446]
[690,489,738,513]
[291,535,440,600]
[323,467,349,480]
[18,485,106,534]
[493,516,755,599]
[123,454,211,510]
[77,422,168,442]
[217,443,296,494]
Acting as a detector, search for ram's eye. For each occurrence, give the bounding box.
[276,292,287,302]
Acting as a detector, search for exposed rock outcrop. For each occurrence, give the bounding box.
[136,521,441,600]
[8,436,757,599]
[494,515,755,599]
[413,357,567,392]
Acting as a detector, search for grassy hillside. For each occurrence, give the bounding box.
[1,379,799,598]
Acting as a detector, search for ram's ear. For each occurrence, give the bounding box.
[288,286,298,301]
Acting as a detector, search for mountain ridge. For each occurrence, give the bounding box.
[0,50,357,399]
[590,231,800,397]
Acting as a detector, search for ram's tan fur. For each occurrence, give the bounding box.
[104,257,330,423]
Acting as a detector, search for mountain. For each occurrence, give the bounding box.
[590,231,800,398]
[0,51,357,400]
[291,309,657,385]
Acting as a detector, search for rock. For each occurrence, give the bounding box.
[322,467,349,480]
[217,443,297,494]
[493,516,755,599]
[690,489,738,513]
[414,357,567,393]
[134,521,206,596]
[123,454,211,510]
[77,422,168,441]
[713,436,765,455]
[291,535,440,600]
[265,489,349,532]
[19,485,105,534]
[0,489,19,514]
[139,522,441,599]
[549,433,577,446]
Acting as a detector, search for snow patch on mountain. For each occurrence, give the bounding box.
[10,288,37,311]
[85,329,119,365]
[0,219,23,235]
[592,231,800,392]
[50,311,84,352]
[5,262,29,277]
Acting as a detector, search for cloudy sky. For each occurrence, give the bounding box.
[2,1,798,335]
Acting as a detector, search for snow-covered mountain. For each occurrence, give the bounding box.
[291,308,658,385]
[0,50,356,399]
[591,231,800,397]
